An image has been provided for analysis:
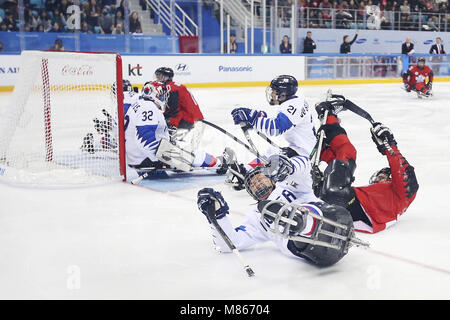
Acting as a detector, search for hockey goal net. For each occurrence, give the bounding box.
[0,50,126,186]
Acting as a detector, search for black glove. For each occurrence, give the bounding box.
[311,166,324,197]
[197,188,229,223]
[315,99,346,120]
[370,122,397,154]
[427,82,432,90]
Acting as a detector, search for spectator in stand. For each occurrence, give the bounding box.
[3,11,18,31]
[400,0,412,29]
[429,37,446,75]
[49,39,64,51]
[114,10,124,29]
[336,8,353,28]
[112,23,124,34]
[99,7,113,34]
[224,33,238,53]
[24,8,38,31]
[402,37,415,56]
[50,21,61,32]
[340,30,359,54]
[280,35,292,54]
[320,0,333,22]
[51,8,67,31]
[37,10,52,32]
[81,21,92,34]
[303,31,316,53]
[129,11,142,34]
[0,41,4,52]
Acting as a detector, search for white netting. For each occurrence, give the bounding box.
[0,51,124,186]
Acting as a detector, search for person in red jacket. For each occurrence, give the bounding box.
[402,57,434,97]
[152,67,204,130]
[313,101,419,234]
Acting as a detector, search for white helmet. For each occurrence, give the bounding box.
[141,82,169,111]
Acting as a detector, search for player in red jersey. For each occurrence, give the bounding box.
[402,57,434,98]
[152,67,204,130]
[313,101,419,234]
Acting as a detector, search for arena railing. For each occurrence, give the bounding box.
[274,6,449,32]
[303,53,449,80]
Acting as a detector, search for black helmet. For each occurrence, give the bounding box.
[417,57,426,69]
[369,167,391,184]
[155,67,174,83]
[266,75,298,105]
[244,167,276,201]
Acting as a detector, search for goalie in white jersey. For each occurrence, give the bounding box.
[231,75,316,158]
[122,82,226,180]
[197,153,367,267]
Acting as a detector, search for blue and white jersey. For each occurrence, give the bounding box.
[124,95,169,166]
[254,95,316,157]
[268,154,321,205]
[209,154,322,259]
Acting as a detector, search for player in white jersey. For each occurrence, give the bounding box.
[197,153,363,267]
[123,82,227,180]
[231,75,316,158]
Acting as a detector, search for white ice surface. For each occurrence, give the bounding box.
[0,83,450,299]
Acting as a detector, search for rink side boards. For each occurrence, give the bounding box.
[1,53,450,91]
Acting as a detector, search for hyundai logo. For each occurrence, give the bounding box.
[175,63,188,72]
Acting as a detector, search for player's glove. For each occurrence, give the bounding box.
[403,82,411,92]
[370,122,397,154]
[197,188,229,223]
[264,154,295,182]
[231,108,267,128]
[315,99,346,120]
[426,82,432,90]
[311,166,324,197]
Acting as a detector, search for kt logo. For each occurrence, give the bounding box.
[128,64,143,76]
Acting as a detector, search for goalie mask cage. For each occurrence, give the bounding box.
[0,50,126,186]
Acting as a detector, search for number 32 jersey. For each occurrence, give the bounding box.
[254,95,316,157]
[124,92,169,166]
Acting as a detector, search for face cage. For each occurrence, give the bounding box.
[154,72,172,84]
[142,85,169,111]
[369,168,392,184]
[245,171,276,201]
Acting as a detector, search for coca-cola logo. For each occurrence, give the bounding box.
[61,64,94,76]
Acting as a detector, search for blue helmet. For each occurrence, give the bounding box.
[266,75,298,105]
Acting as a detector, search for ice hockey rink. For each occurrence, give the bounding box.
[0,82,449,300]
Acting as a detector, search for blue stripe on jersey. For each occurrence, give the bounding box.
[235,225,247,232]
[136,125,158,148]
[256,112,293,136]
[124,103,131,115]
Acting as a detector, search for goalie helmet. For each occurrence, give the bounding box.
[244,167,276,201]
[154,67,174,84]
[266,75,298,105]
[142,82,169,111]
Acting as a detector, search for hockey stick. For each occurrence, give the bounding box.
[310,89,333,164]
[206,197,255,277]
[130,165,220,185]
[200,119,267,162]
[339,98,395,156]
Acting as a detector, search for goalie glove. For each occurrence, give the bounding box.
[197,188,229,223]
[370,122,397,154]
